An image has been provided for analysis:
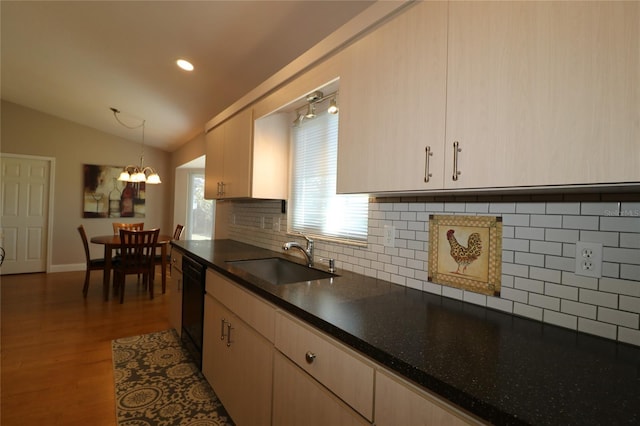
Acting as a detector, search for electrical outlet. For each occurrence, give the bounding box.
[575,241,603,278]
[383,225,395,248]
[260,216,265,229]
[274,217,281,232]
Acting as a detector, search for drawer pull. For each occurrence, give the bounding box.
[452,141,462,181]
[226,322,234,347]
[424,146,433,183]
[220,319,228,340]
[305,351,316,364]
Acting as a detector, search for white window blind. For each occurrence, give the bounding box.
[290,109,368,243]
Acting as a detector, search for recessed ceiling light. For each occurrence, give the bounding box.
[176,59,194,71]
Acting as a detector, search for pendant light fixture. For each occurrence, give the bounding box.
[111,108,161,184]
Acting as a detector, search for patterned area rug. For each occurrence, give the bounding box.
[112,329,234,426]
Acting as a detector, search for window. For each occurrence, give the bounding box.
[289,103,368,243]
[187,172,213,240]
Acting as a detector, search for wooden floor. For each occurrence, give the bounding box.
[1,269,172,425]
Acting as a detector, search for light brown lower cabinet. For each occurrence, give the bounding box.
[374,368,484,426]
[202,272,274,426]
[200,269,486,425]
[272,351,370,426]
[168,250,183,335]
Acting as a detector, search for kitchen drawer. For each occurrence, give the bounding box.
[375,368,484,426]
[274,311,374,421]
[171,249,183,273]
[205,269,275,342]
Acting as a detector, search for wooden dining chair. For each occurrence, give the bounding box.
[77,225,107,297]
[113,228,159,304]
[112,222,144,234]
[112,222,144,282]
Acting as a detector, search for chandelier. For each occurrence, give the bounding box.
[111,108,161,184]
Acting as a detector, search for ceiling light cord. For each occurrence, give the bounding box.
[111,108,161,184]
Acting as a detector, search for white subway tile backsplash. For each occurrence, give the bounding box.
[562,215,599,230]
[487,296,513,313]
[530,214,562,228]
[620,295,640,314]
[502,214,530,227]
[545,228,579,243]
[530,293,560,311]
[442,286,463,300]
[561,271,598,290]
[579,289,618,309]
[598,307,639,328]
[530,241,563,256]
[515,277,544,294]
[578,318,617,340]
[503,262,529,278]
[618,327,640,346]
[489,202,516,213]
[514,303,543,321]
[578,230,619,247]
[544,310,577,330]
[545,282,579,300]
[600,216,640,233]
[603,247,640,265]
[516,203,546,214]
[599,277,640,297]
[547,202,580,215]
[463,291,487,307]
[561,299,597,319]
[515,226,545,240]
[503,238,529,252]
[515,252,545,267]
[621,264,640,281]
[581,202,620,216]
[226,198,640,347]
[620,233,640,248]
[545,255,576,272]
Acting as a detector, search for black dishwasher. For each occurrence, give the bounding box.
[181,255,205,369]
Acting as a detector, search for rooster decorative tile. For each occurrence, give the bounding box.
[428,215,502,296]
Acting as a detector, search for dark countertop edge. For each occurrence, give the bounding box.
[172,241,529,425]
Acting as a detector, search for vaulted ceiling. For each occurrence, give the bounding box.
[1,1,375,151]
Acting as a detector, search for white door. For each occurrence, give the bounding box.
[1,156,50,274]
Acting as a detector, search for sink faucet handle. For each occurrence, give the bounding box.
[319,258,336,273]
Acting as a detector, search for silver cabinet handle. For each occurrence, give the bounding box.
[220,318,228,340]
[305,351,316,364]
[452,141,462,181]
[424,146,433,183]
[226,322,233,347]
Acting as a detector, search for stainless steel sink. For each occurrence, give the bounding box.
[226,257,337,285]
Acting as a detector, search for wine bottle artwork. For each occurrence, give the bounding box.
[83,164,146,218]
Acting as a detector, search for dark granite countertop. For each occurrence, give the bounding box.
[173,239,640,426]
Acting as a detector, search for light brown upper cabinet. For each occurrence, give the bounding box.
[205,108,288,200]
[337,1,448,194]
[337,1,639,194]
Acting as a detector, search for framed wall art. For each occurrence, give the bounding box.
[83,164,145,218]
[428,215,502,296]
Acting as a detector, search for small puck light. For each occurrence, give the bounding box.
[176,59,194,71]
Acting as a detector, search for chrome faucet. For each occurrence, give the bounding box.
[283,234,314,267]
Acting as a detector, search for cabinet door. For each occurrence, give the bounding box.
[222,108,253,198]
[202,294,273,426]
[445,1,640,189]
[375,369,481,426]
[168,270,182,335]
[273,352,370,426]
[204,123,224,199]
[337,1,448,194]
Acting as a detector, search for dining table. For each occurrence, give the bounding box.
[90,233,172,301]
